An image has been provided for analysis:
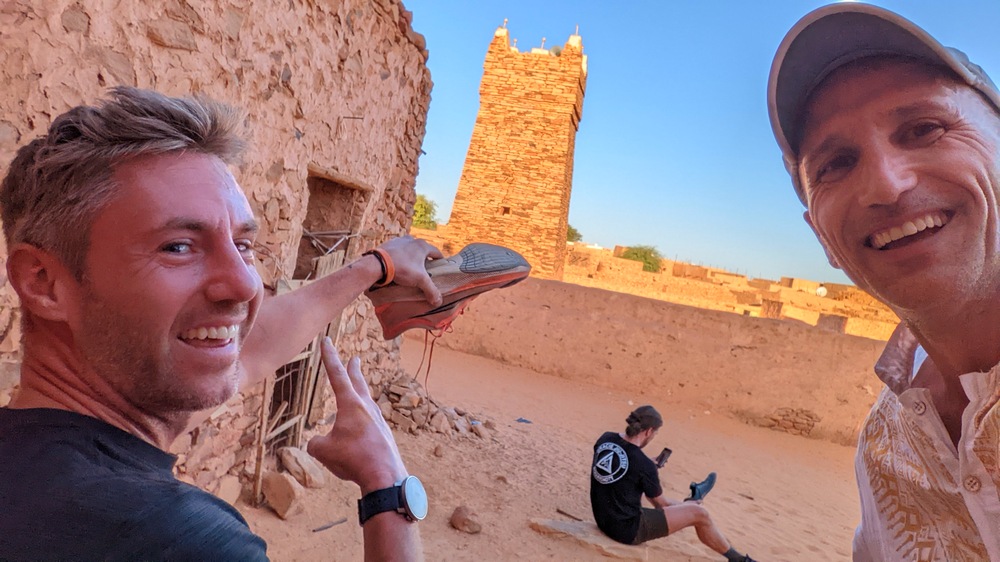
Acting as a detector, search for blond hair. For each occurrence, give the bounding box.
[0,87,247,278]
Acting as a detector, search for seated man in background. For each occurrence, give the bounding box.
[590,405,755,562]
[0,87,439,560]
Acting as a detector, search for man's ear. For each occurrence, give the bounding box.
[803,211,841,270]
[7,243,79,323]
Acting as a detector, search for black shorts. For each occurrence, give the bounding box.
[632,507,669,545]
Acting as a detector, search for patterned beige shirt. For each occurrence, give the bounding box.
[853,324,1000,562]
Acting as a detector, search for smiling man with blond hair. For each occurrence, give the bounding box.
[0,87,440,560]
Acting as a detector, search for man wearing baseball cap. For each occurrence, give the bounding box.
[768,3,1000,561]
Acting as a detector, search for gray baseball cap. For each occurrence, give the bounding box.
[767,2,1000,206]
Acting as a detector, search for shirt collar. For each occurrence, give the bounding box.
[874,323,923,395]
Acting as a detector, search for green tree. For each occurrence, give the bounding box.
[567,224,582,242]
[620,245,664,273]
[413,194,438,230]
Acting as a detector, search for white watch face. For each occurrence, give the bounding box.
[403,476,428,521]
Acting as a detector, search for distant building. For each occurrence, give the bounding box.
[445,24,587,279]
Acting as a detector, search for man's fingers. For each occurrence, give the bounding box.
[344,356,370,399]
[320,337,354,401]
[424,243,444,261]
[418,274,443,307]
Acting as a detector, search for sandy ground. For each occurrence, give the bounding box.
[241,337,860,561]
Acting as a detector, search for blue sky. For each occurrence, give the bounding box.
[404,0,1000,283]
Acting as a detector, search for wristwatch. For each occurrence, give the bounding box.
[357,475,428,525]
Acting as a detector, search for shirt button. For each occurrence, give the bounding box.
[964,476,981,493]
[913,401,927,415]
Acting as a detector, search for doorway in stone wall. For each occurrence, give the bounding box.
[257,164,373,463]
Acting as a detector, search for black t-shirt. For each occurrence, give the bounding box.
[0,408,268,561]
[589,431,663,544]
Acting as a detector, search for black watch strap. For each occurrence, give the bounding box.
[357,485,402,525]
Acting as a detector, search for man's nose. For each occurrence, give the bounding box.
[205,243,260,304]
[857,150,918,207]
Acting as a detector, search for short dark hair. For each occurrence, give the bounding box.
[625,405,662,437]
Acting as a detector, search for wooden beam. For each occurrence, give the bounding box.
[251,374,275,506]
[266,401,289,435]
[265,414,303,442]
[307,162,374,193]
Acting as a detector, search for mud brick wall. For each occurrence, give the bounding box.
[425,278,886,446]
[782,305,821,325]
[749,278,779,291]
[556,243,899,340]
[817,313,849,333]
[780,277,822,294]
[445,26,587,280]
[673,263,709,280]
[844,317,897,341]
[0,0,432,494]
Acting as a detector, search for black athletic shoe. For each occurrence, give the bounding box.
[685,471,717,502]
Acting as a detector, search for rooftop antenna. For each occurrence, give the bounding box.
[503,18,508,28]
[575,24,579,34]
[512,38,518,48]
[540,37,546,49]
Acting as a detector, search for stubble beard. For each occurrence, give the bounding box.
[77,287,239,415]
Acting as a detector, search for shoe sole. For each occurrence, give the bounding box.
[369,243,531,338]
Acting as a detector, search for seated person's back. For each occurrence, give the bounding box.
[590,429,661,544]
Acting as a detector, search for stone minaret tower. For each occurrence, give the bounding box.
[445,25,587,279]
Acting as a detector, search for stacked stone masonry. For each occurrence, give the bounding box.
[445,26,587,280]
[759,407,823,437]
[557,242,899,341]
[0,0,434,493]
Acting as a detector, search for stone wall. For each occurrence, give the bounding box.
[0,0,432,496]
[779,276,821,294]
[419,277,886,446]
[555,241,899,340]
[445,26,587,280]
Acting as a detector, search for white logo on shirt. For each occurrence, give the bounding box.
[593,442,629,484]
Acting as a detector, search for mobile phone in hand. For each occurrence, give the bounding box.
[655,447,672,468]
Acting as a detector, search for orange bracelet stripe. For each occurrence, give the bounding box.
[374,248,395,287]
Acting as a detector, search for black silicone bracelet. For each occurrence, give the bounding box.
[363,250,388,287]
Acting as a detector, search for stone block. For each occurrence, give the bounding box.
[470,421,488,439]
[391,410,417,433]
[529,518,648,560]
[388,384,410,397]
[262,471,305,520]
[378,397,394,421]
[411,406,428,427]
[449,505,481,534]
[430,411,451,434]
[194,469,215,489]
[146,19,197,51]
[216,475,242,505]
[212,452,237,479]
[278,446,328,488]
[399,392,420,409]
